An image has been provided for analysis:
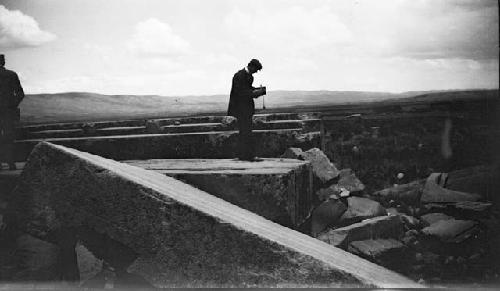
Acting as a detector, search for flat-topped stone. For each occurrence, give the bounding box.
[14,129,320,161]
[8,142,420,288]
[125,158,313,228]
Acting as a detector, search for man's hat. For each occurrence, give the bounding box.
[248,59,263,70]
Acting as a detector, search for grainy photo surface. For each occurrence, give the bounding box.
[0,0,499,289]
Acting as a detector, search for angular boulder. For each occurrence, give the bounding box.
[420,213,453,226]
[301,148,340,185]
[9,142,419,288]
[371,180,425,206]
[422,219,479,243]
[318,215,405,248]
[311,199,347,237]
[335,168,365,193]
[421,174,481,203]
[340,197,387,225]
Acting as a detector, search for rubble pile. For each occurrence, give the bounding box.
[283,147,499,286]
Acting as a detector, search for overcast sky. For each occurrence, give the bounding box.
[0,0,498,95]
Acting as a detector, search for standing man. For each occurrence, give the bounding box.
[228,59,266,161]
[0,54,24,170]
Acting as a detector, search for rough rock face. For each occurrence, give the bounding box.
[335,169,365,193]
[421,174,481,203]
[371,180,425,206]
[420,213,453,226]
[339,197,387,225]
[348,239,407,268]
[8,142,419,288]
[318,215,405,248]
[301,148,340,185]
[422,219,479,243]
[311,200,347,236]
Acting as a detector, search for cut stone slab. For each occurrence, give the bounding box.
[339,197,387,225]
[347,239,407,267]
[421,174,481,204]
[422,219,479,243]
[9,142,419,288]
[301,148,340,185]
[420,213,453,226]
[125,158,313,229]
[371,179,425,206]
[318,215,405,249]
[14,129,320,161]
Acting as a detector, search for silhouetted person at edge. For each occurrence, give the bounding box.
[0,54,24,170]
[227,59,266,161]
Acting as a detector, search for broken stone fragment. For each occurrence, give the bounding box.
[318,215,404,248]
[145,120,161,134]
[453,201,492,212]
[420,213,453,226]
[421,174,481,204]
[347,239,407,267]
[280,147,304,160]
[333,168,365,193]
[422,219,478,243]
[371,179,425,206]
[339,197,387,225]
[400,215,420,229]
[13,234,61,281]
[301,148,340,185]
[311,199,347,237]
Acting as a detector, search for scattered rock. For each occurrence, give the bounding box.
[311,199,347,237]
[453,201,492,212]
[386,208,400,216]
[281,147,304,160]
[318,215,404,248]
[420,213,453,226]
[421,174,481,204]
[348,239,407,267]
[371,179,425,206]
[422,219,479,243]
[339,197,387,225]
[315,187,339,201]
[301,148,340,185]
[401,215,420,229]
[145,120,161,134]
[332,168,365,193]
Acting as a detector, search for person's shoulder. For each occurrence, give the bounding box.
[0,68,18,78]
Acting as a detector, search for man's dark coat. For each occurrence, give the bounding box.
[0,67,24,110]
[227,69,258,118]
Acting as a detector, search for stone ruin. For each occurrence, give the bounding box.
[0,95,499,288]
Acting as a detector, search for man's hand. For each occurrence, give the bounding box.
[252,86,266,98]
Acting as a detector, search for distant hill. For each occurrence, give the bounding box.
[19,89,498,124]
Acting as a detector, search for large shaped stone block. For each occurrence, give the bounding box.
[125,158,313,229]
[15,129,320,161]
[9,142,419,288]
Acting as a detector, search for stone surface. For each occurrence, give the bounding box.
[301,148,340,185]
[76,242,103,284]
[311,200,347,236]
[334,168,365,193]
[15,129,321,161]
[125,158,313,229]
[12,234,61,281]
[422,219,478,243]
[371,180,425,206]
[420,213,453,226]
[348,239,407,267]
[421,174,481,204]
[453,201,492,212]
[340,197,387,225]
[318,215,405,248]
[9,142,419,288]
